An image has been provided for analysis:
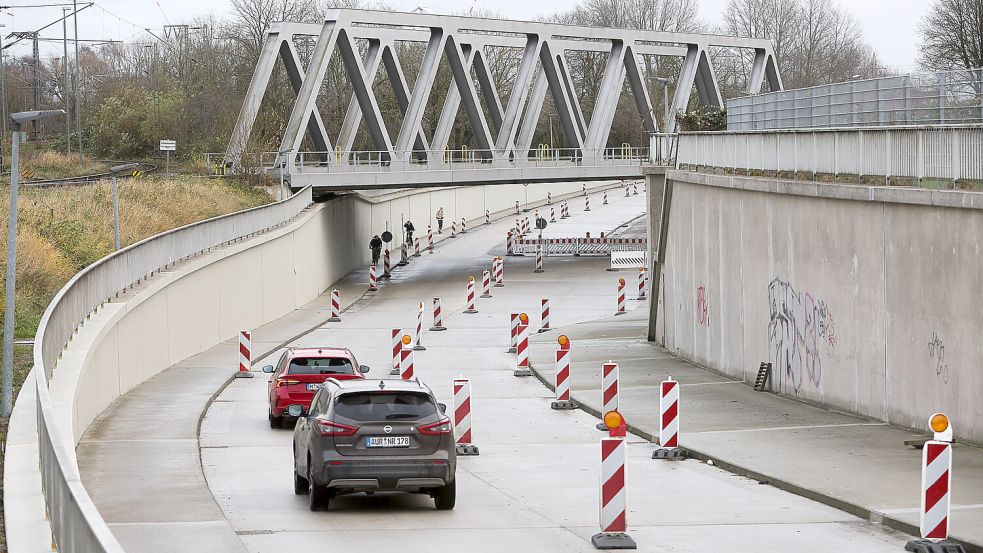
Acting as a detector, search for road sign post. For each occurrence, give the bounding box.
[159,139,176,175]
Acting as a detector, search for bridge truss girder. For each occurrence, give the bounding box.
[226,9,782,170]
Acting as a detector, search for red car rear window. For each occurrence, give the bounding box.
[287,357,355,376]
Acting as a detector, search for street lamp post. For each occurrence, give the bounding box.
[110,163,139,250]
[3,109,65,418]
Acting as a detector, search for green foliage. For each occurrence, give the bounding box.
[675,107,728,132]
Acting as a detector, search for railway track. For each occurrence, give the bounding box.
[19,162,159,188]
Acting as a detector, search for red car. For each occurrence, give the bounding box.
[263,347,369,428]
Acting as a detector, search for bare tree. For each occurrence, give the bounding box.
[918,0,983,70]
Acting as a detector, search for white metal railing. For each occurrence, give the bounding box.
[728,67,983,130]
[676,126,983,184]
[31,186,313,553]
[205,146,659,177]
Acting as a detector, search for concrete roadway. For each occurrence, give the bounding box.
[195,191,910,552]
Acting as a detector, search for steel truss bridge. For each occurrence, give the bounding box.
[224,9,783,190]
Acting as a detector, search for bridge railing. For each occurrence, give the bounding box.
[677,126,983,186]
[205,146,657,177]
[31,186,314,553]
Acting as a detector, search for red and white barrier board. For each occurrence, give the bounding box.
[510,237,648,256]
[328,289,341,322]
[508,313,519,353]
[431,297,446,331]
[540,298,551,331]
[599,438,627,533]
[399,338,414,380]
[920,441,953,540]
[414,302,426,351]
[602,362,619,415]
[391,328,402,373]
[464,276,478,314]
[369,265,378,291]
[494,256,504,286]
[481,270,492,298]
[238,330,251,373]
[453,378,473,445]
[660,378,679,448]
[616,278,626,315]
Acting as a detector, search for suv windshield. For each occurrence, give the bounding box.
[288,357,355,375]
[335,392,437,421]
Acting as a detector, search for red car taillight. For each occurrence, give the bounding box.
[275,378,300,388]
[316,418,357,437]
[418,418,452,435]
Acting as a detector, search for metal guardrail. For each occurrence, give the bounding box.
[728,67,983,130]
[204,147,655,177]
[31,185,314,553]
[677,126,983,185]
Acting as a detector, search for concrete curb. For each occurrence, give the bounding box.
[525,358,982,553]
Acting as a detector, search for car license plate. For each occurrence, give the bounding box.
[366,436,410,448]
[306,383,320,391]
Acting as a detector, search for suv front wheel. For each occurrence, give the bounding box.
[433,480,456,510]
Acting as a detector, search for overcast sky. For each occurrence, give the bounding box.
[1,0,927,72]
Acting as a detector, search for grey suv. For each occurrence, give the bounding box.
[290,378,457,511]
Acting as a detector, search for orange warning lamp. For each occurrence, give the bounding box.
[929,412,953,442]
[557,334,570,347]
[468,275,475,282]
[603,410,624,430]
[618,277,625,285]
[401,335,412,346]
[519,313,529,324]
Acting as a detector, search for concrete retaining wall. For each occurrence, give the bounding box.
[652,171,983,444]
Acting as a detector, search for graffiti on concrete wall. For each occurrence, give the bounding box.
[927,332,950,384]
[696,286,710,326]
[767,277,836,393]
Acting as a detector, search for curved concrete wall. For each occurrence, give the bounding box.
[654,171,983,444]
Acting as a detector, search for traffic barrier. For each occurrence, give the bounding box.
[464,276,478,314]
[506,231,514,256]
[515,218,521,234]
[524,217,531,233]
[551,334,575,409]
[453,378,479,455]
[414,302,427,351]
[508,313,519,353]
[369,265,378,291]
[562,202,569,218]
[625,183,630,197]
[389,328,402,375]
[515,200,520,214]
[610,250,647,271]
[637,267,647,299]
[514,315,531,376]
[328,289,342,322]
[399,242,409,266]
[399,335,414,380]
[451,221,457,238]
[908,413,958,549]
[585,193,591,212]
[633,183,639,196]
[494,256,504,287]
[430,297,447,331]
[481,270,492,298]
[428,225,434,253]
[616,278,625,315]
[591,438,636,549]
[534,242,544,273]
[485,209,490,224]
[236,330,253,378]
[539,298,551,332]
[653,377,686,460]
[461,217,467,233]
[603,190,608,205]
[383,248,391,278]
[550,206,556,223]
[510,236,648,256]
[414,237,422,257]
[547,192,552,205]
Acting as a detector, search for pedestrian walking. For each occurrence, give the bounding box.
[369,234,383,266]
[436,207,445,234]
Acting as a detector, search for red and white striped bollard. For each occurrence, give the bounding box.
[615,278,626,315]
[327,289,341,322]
[480,270,492,298]
[513,314,531,376]
[236,330,253,378]
[399,335,414,380]
[428,225,434,253]
[506,230,514,256]
[369,265,378,291]
[550,206,556,222]
[399,242,409,266]
[383,248,391,278]
[494,256,504,287]
[551,334,575,409]
[592,438,635,548]
[603,190,608,205]
[414,302,426,351]
[637,267,647,299]
[453,378,479,455]
[485,210,490,224]
[451,220,457,238]
[414,237,422,257]
[464,276,478,314]
[430,297,447,331]
[585,193,591,212]
[389,328,402,375]
[601,362,619,415]
[539,298,551,332]
[507,313,519,353]
[534,241,544,273]
[461,217,467,233]
[912,414,956,546]
[653,376,685,460]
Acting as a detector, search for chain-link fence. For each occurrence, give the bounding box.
[727,68,983,130]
